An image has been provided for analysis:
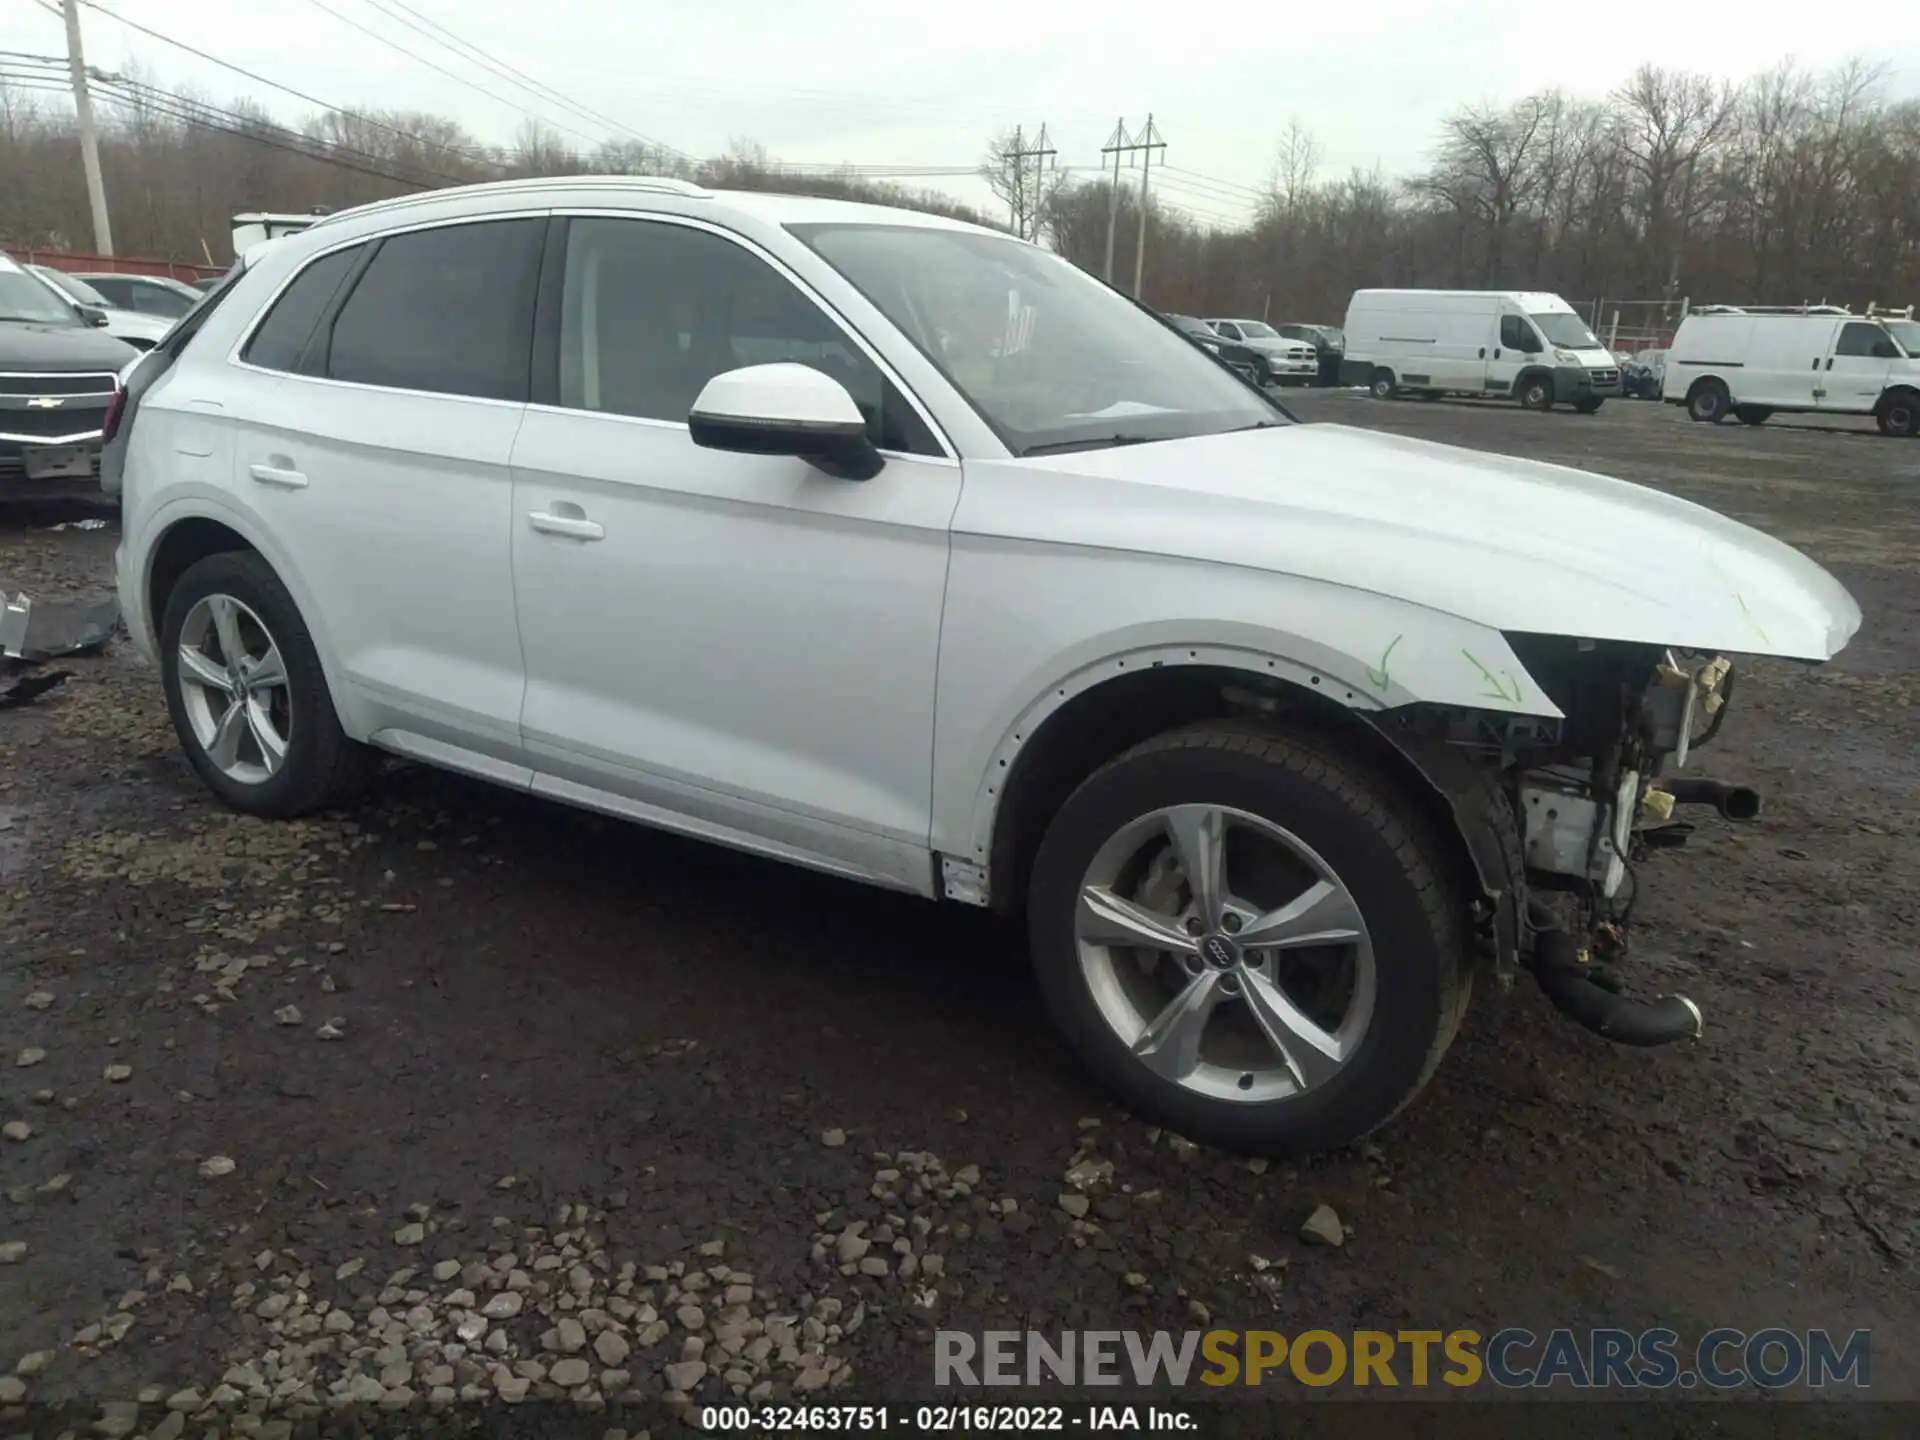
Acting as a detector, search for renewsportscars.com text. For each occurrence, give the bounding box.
[934,1327,1871,1390]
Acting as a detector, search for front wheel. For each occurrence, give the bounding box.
[1687,380,1730,423]
[1734,405,1772,426]
[1574,397,1605,415]
[1025,724,1470,1156]
[1519,375,1554,411]
[1369,369,1397,400]
[160,550,376,818]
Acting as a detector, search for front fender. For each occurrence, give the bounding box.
[928,540,1560,864]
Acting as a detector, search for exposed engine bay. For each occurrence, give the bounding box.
[1369,635,1759,1050]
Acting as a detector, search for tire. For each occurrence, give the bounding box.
[1518,375,1554,411]
[1734,405,1772,426]
[1025,722,1470,1156]
[1687,380,1730,423]
[1876,394,1920,438]
[1369,368,1397,400]
[1574,397,1604,415]
[159,550,376,818]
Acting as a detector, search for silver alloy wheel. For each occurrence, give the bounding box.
[176,593,291,785]
[1074,804,1376,1104]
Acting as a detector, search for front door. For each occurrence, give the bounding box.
[1487,312,1535,395]
[509,215,959,891]
[1819,320,1898,412]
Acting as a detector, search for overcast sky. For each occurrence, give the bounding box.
[20,0,1920,226]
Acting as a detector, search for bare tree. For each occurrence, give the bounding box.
[979,128,1060,242]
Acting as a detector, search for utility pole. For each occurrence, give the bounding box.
[1131,115,1165,300]
[1100,118,1130,281]
[1005,124,1056,241]
[62,0,113,255]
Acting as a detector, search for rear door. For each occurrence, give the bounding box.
[1741,318,1822,408]
[224,216,543,772]
[1819,321,1898,413]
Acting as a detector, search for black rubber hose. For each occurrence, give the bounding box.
[1662,777,1762,822]
[1531,929,1704,1047]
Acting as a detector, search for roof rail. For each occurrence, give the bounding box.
[309,174,712,230]
[1866,302,1915,320]
[1690,303,1855,317]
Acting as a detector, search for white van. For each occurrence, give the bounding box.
[1662,306,1920,436]
[1341,290,1622,412]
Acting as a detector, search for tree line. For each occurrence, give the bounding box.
[4,55,1917,343]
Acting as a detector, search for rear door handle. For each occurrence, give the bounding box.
[527,511,605,541]
[248,462,307,489]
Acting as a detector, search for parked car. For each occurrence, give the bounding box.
[1620,348,1667,399]
[0,253,137,497]
[190,276,223,292]
[1163,312,1262,385]
[1203,319,1319,386]
[110,177,1859,1155]
[1342,290,1622,412]
[1663,306,1920,435]
[73,272,204,321]
[26,264,172,351]
[1274,322,1345,387]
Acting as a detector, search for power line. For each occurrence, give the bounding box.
[292,0,607,152]
[75,0,497,167]
[357,0,688,162]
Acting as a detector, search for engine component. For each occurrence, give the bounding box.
[1529,925,1704,1046]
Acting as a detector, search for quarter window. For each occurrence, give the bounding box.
[325,219,543,400]
[554,217,937,455]
[242,245,364,373]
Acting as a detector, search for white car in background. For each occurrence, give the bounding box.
[106,177,1858,1156]
[72,271,207,322]
[25,265,172,351]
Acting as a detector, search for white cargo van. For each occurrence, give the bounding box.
[1662,306,1920,436]
[1340,289,1622,412]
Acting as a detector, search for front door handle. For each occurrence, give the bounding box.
[527,511,605,541]
[249,462,307,489]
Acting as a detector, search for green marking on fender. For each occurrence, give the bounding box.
[1460,648,1523,704]
[1366,634,1402,692]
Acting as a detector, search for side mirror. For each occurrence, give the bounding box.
[688,363,884,481]
[79,305,111,328]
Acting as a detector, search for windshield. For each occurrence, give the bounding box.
[1530,312,1603,349]
[0,265,79,325]
[1235,321,1279,339]
[790,224,1281,454]
[1881,321,1920,356]
[34,269,108,307]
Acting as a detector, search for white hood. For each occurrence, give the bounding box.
[994,423,1859,662]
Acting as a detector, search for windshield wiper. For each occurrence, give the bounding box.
[1022,433,1166,457]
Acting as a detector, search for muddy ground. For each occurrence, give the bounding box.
[0,393,1913,1436]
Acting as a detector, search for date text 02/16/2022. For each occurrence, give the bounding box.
[701,1405,1197,1431]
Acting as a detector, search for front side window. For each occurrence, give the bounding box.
[325,219,543,401]
[1237,320,1279,340]
[791,224,1278,455]
[1500,314,1536,351]
[1834,322,1900,360]
[36,269,107,307]
[1212,321,1240,339]
[0,261,80,326]
[1530,312,1602,350]
[243,245,365,373]
[555,217,936,454]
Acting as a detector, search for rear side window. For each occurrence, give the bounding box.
[242,246,364,373]
[325,219,543,401]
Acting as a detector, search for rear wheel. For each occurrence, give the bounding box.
[1687,380,1730,423]
[1734,405,1772,426]
[1519,375,1554,411]
[160,551,377,818]
[1025,723,1470,1156]
[1876,394,1920,437]
[1369,368,1397,400]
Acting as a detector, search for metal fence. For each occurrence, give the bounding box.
[3,247,223,282]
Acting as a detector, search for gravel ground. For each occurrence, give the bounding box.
[0,394,1915,1435]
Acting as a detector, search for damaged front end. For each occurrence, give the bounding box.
[1386,635,1766,1048]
